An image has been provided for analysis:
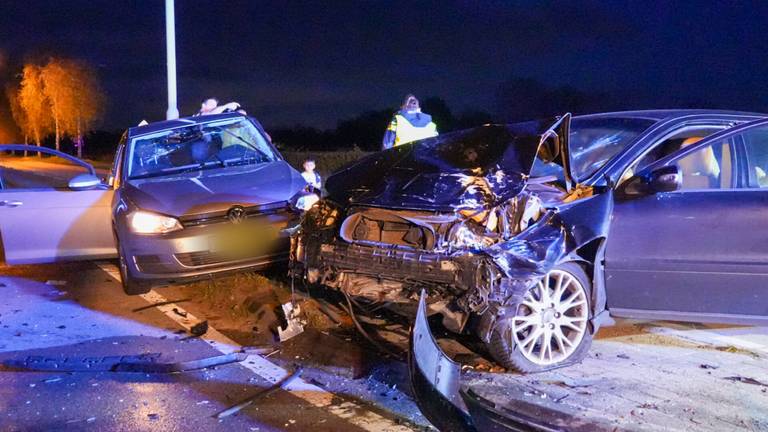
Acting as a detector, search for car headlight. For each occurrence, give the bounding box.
[128,211,183,234]
[448,221,496,250]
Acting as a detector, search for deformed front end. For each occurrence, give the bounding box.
[293,114,613,372]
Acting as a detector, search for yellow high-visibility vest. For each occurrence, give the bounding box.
[391,114,438,146]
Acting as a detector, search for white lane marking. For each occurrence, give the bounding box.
[96,262,412,431]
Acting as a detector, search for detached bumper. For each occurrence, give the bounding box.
[410,291,606,432]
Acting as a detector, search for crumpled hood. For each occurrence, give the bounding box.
[326,119,562,212]
[123,160,306,217]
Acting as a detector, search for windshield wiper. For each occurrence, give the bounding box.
[220,129,270,161]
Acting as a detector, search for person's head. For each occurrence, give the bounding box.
[303,159,316,172]
[402,94,420,112]
[200,98,219,113]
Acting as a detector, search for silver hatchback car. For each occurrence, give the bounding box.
[0,113,310,294]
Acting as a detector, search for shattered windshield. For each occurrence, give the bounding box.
[127,118,277,179]
[531,117,655,183]
[569,117,655,180]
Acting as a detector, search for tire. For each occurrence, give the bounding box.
[117,241,152,296]
[487,262,593,373]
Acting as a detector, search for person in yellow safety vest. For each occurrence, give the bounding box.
[382,94,438,150]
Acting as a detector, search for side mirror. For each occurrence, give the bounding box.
[648,165,682,193]
[620,165,681,197]
[68,173,102,190]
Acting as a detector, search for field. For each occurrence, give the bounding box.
[282,148,372,178]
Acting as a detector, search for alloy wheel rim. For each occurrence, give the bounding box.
[510,269,588,366]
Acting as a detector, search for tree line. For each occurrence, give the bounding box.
[5,58,105,158]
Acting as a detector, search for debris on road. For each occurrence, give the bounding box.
[699,363,719,370]
[131,298,191,313]
[113,352,247,373]
[172,307,188,318]
[190,320,209,337]
[214,367,304,419]
[723,376,768,387]
[277,302,304,342]
[3,352,246,373]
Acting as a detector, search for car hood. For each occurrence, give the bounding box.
[123,160,306,217]
[325,116,572,212]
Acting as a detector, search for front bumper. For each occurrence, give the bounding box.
[315,241,473,286]
[120,214,298,282]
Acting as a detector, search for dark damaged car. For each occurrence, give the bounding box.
[293,109,768,375]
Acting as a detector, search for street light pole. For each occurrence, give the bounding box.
[165,0,179,120]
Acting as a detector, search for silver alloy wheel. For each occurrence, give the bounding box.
[511,268,589,366]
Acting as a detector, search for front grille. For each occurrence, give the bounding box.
[179,201,293,228]
[175,247,289,268]
[175,251,228,267]
[133,254,171,273]
[319,242,461,285]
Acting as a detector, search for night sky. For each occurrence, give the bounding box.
[2,0,768,137]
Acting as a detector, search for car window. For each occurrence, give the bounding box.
[740,125,768,188]
[127,118,277,180]
[568,117,656,181]
[0,150,89,190]
[619,126,726,184]
[670,138,735,190]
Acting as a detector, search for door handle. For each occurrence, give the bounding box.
[0,200,23,208]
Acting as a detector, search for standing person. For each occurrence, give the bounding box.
[382,94,438,150]
[195,98,241,116]
[301,159,322,194]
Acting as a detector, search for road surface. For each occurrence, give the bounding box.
[1,260,767,431]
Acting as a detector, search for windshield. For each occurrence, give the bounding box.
[127,118,278,179]
[569,117,656,180]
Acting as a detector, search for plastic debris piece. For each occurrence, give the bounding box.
[277,302,305,342]
[190,320,209,337]
[214,368,303,419]
[723,376,768,387]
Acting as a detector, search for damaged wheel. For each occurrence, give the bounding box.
[488,262,592,373]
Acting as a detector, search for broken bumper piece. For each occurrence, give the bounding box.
[410,290,602,432]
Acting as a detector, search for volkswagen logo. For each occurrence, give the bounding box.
[227,206,246,224]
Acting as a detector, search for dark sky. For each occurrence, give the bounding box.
[2,0,768,136]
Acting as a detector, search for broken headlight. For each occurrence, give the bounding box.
[447,221,497,250]
[302,199,341,229]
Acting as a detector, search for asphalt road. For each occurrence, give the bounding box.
[3,261,768,431]
[0,261,427,432]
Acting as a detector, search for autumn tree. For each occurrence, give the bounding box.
[40,58,104,155]
[14,64,52,149]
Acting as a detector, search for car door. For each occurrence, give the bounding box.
[604,119,768,324]
[0,145,117,264]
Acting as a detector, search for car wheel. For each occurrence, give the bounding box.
[488,262,592,373]
[117,241,152,296]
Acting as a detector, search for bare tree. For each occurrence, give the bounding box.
[68,62,104,158]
